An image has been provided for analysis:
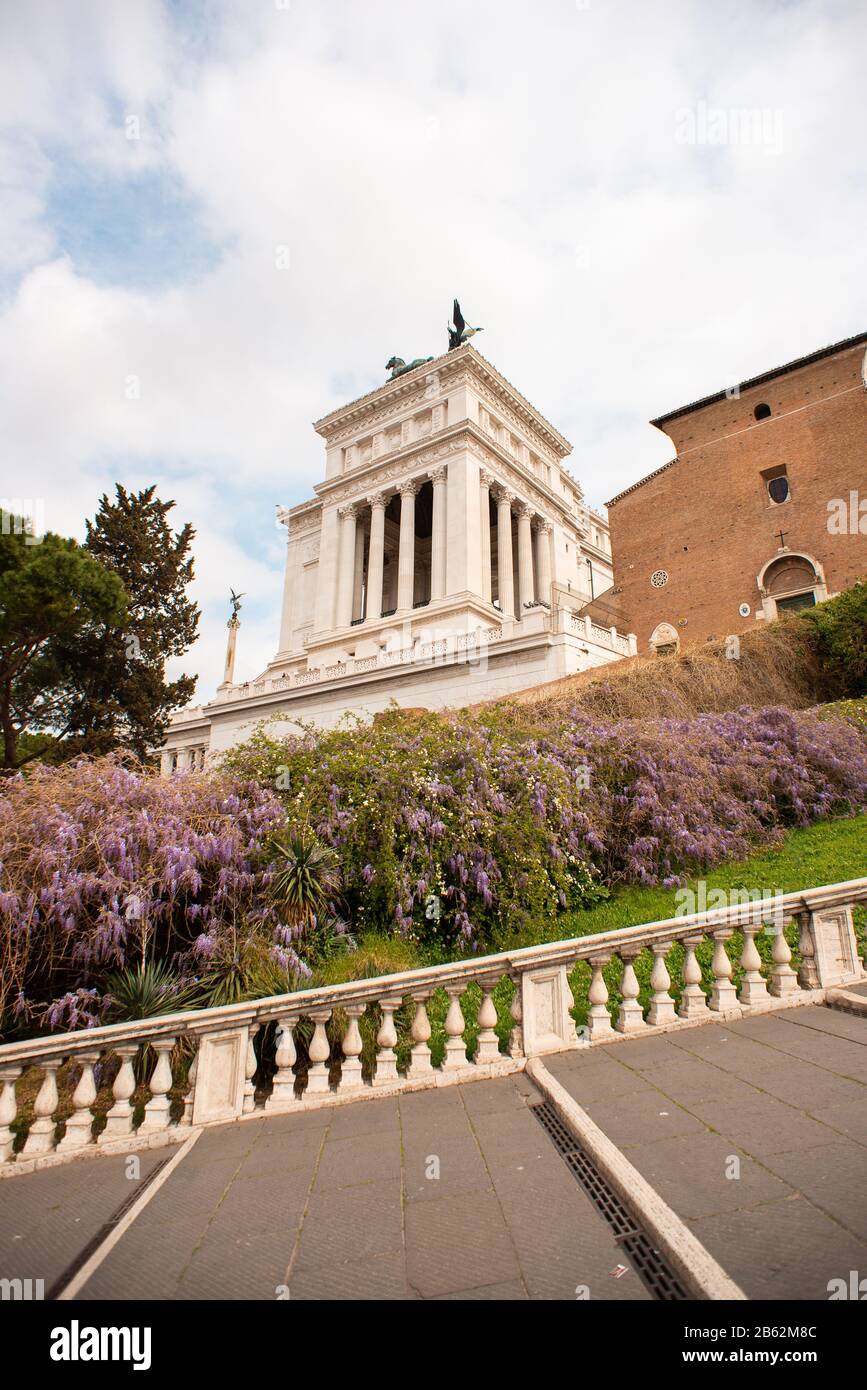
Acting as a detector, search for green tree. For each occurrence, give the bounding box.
[75,485,200,759]
[0,521,127,771]
[800,578,867,696]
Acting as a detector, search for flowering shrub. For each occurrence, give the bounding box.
[0,757,290,1033]
[224,703,867,951]
[3,703,866,1033]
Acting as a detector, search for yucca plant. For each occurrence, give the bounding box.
[195,930,305,1007]
[270,828,343,926]
[103,960,198,1021]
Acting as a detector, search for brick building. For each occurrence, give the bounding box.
[605,332,867,654]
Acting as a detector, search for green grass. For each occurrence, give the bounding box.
[554,813,866,1030]
[321,813,866,1061]
[814,694,867,733]
[554,812,867,945]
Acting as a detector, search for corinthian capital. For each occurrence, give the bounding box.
[367,491,387,511]
[479,469,495,490]
[398,477,421,498]
[429,466,447,486]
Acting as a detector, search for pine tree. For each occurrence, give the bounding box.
[0,522,127,771]
[75,485,200,759]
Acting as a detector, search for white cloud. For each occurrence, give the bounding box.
[0,0,864,698]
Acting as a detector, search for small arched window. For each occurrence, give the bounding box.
[767,476,790,504]
[754,403,772,421]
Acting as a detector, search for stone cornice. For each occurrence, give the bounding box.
[464,432,587,535]
[312,344,573,459]
[280,497,322,530]
[313,348,468,441]
[310,421,585,533]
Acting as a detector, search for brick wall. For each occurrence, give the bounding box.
[607,338,867,650]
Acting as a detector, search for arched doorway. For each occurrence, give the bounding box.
[757,553,827,618]
[649,621,680,656]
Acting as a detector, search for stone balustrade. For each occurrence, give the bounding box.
[208,614,636,709]
[569,611,636,656]
[211,627,505,703]
[2,878,864,1175]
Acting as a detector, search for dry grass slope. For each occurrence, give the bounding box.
[486,620,831,722]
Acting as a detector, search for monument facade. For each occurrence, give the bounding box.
[161,344,631,770]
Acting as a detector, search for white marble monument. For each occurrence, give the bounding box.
[160,344,632,770]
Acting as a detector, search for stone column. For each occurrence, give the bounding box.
[352,511,367,621]
[276,514,299,655]
[430,467,447,601]
[336,504,358,629]
[313,504,341,632]
[366,493,386,622]
[445,452,483,599]
[479,470,493,604]
[517,503,535,614]
[219,617,240,688]
[496,489,515,619]
[397,480,418,612]
[534,520,553,606]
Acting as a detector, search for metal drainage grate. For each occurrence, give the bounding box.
[530,1099,689,1301]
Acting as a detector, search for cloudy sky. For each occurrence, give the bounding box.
[2,0,864,696]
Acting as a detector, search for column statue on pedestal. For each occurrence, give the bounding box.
[220,590,245,688]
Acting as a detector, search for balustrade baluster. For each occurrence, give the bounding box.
[98,1045,139,1144]
[508,977,524,1058]
[769,921,798,998]
[443,986,469,1069]
[678,934,709,1019]
[587,954,613,1040]
[242,1027,259,1114]
[407,995,433,1077]
[0,1065,22,1162]
[616,947,647,1032]
[710,929,738,1012]
[738,926,769,1006]
[180,1050,198,1125]
[474,977,501,1064]
[306,1010,333,1095]
[267,1018,297,1110]
[23,1060,61,1156]
[796,911,820,990]
[647,941,677,1026]
[373,998,400,1085]
[141,1038,176,1132]
[57,1052,99,1152]
[338,1005,365,1091]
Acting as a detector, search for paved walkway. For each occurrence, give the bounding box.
[548,1006,867,1299]
[1,1004,865,1301]
[1,1073,649,1302]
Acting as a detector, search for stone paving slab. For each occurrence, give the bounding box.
[4,1003,863,1302]
[0,1075,655,1301]
[0,1148,167,1291]
[547,1004,867,1300]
